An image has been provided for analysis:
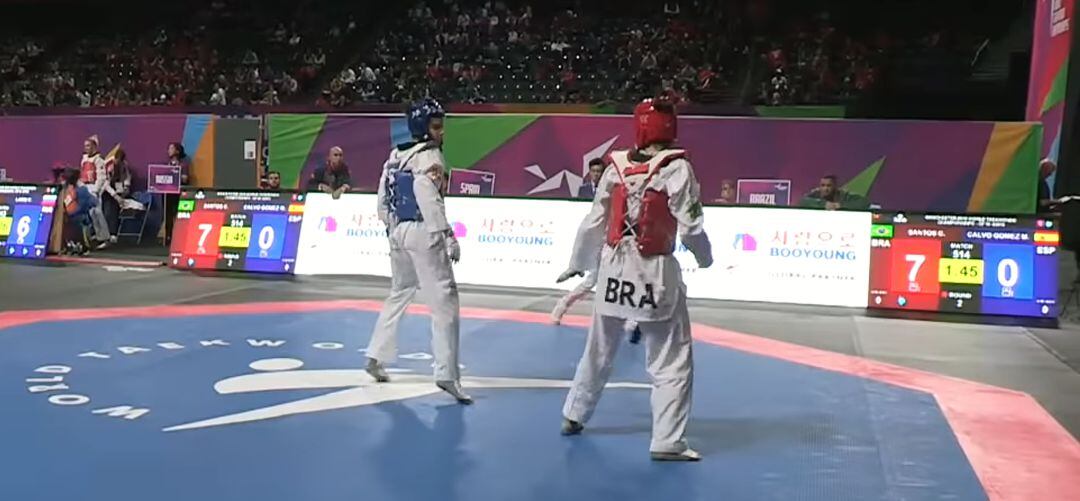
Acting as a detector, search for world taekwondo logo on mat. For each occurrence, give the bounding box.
[23,334,648,432]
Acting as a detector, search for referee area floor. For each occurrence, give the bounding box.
[2,257,1080,500]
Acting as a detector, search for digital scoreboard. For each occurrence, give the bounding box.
[169,190,306,274]
[868,212,1059,318]
[0,184,58,260]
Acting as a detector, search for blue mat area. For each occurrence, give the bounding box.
[0,311,987,501]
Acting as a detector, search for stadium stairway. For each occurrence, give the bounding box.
[970,0,1034,84]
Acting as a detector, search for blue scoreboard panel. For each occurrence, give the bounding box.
[0,184,58,260]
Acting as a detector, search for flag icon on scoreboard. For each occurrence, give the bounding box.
[871,224,894,238]
[177,200,195,212]
[1034,231,1060,245]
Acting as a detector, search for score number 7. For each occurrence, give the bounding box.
[197,223,213,253]
[905,254,926,282]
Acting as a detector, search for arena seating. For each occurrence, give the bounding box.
[0,0,366,107]
[0,0,1016,108]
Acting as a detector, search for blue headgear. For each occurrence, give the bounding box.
[407,98,445,141]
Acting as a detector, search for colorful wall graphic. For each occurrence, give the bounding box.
[0,114,214,189]
[1027,0,1074,172]
[267,114,1041,214]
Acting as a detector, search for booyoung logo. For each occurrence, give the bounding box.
[733,233,757,252]
[452,222,467,238]
[343,212,387,239]
[767,229,859,261]
[23,331,649,433]
[318,216,338,233]
[473,217,556,246]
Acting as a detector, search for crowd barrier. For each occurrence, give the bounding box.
[0,181,1057,320]
[160,190,1060,320]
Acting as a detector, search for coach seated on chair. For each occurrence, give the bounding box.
[306,146,352,199]
[60,168,97,255]
[800,174,869,211]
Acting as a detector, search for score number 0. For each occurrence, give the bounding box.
[257,225,274,258]
[996,258,1020,298]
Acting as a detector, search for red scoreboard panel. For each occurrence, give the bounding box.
[868,212,1059,318]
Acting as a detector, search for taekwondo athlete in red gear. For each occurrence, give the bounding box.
[365,99,472,404]
[557,97,713,461]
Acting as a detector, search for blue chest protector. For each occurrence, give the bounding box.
[386,168,422,222]
[384,142,438,222]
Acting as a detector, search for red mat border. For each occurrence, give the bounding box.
[1,299,1078,501]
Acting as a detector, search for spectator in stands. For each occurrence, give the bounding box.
[799,174,869,210]
[0,0,997,108]
[307,146,352,199]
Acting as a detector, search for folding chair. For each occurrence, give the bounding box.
[117,194,152,245]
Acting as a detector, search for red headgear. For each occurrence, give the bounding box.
[633,97,677,148]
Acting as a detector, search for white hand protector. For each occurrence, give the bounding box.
[446,235,461,263]
[556,269,584,283]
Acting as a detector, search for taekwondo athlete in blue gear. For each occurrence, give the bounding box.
[365,99,471,404]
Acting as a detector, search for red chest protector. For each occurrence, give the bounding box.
[80,157,98,183]
[605,149,686,256]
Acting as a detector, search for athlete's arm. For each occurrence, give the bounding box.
[376,161,392,225]
[412,150,451,234]
[667,160,712,268]
[567,167,615,273]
